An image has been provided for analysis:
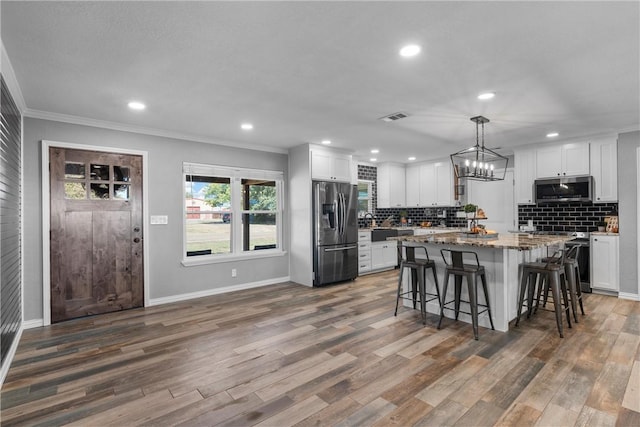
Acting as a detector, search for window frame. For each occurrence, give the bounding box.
[357,179,374,217]
[182,162,286,266]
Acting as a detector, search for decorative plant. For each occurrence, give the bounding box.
[463,203,477,214]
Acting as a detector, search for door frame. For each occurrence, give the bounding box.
[41,140,150,326]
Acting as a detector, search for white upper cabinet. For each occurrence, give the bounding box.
[405,165,421,207]
[377,162,406,208]
[433,161,454,206]
[514,149,536,204]
[535,142,590,178]
[403,160,454,207]
[590,137,618,202]
[311,149,352,182]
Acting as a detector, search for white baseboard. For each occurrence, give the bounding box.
[148,276,291,306]
[23,319,45,329]
[618,292,640,301]
[0,325,23,387]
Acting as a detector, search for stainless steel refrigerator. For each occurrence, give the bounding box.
[313,181,358,286]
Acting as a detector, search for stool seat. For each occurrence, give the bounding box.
[437,249,494,340]
[394,243,441,325]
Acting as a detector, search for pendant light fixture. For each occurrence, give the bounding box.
[450,115,508,181]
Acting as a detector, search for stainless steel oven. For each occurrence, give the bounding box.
[564,232,591,293]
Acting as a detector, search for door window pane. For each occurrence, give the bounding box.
[65,162,85,179]
[90,164,110,181]
[90,183,110,199]
[114,166,130,182]
[65,182,86,199]
[114,184,130,200]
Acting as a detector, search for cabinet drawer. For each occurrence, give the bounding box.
[358,260,372,273]
[358,249,371,261]
[358,231,371,242]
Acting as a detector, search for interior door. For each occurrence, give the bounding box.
[49,147,143,323]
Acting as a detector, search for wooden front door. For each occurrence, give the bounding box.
[49,147,144,323]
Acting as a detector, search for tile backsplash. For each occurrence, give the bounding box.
[518,202,618,232]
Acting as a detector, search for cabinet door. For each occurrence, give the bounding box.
[311,151,333,180]
[332,155,352,182]
[419,163,436,206]
[562,143,590,176]
[371,242,396,270]
[405,165,421,206]
[377,163,406,208]
[590,139,617,202]
[515,150,536,204]
[434,161,454,206]
[536,145,562,178]
[591,235,619,291]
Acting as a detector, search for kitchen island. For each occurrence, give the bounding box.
[392,232,574,332]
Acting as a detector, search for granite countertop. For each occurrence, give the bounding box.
[390,232,575,250]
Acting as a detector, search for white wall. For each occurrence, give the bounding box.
[22,117,290,322]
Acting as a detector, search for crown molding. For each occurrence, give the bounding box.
[1,40,27,112]
[23,108,289,155]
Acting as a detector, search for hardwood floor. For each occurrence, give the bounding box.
[2,270,639,426]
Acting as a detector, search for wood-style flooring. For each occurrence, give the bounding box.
[2,270,639,426]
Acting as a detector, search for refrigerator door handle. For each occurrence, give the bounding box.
[324,245,358,252]
[340,192,346,235]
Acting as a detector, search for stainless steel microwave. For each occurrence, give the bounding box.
[534,176,593,203]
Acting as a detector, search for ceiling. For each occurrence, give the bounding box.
[2,1,639,163]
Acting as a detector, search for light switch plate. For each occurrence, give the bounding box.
[150,215,168,225]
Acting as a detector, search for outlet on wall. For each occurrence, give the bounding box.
[231,268,237,277]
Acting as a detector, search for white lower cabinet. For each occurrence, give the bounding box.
[371,241,397,271]
[590,234,619,292]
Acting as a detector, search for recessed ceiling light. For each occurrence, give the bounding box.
[370,158,377,162]
[128,101,146,111]
[371,149,379,154]
[321,140,332,145]
[399,44,421,57]
[546,132,559,138]
[241,123,254,130]
[477,92,495,100]
[408,156,416,161]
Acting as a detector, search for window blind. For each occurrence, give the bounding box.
[0,74,22,367]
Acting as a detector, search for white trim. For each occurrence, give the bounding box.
[0,325,23,387]
[1,40,27,112]
[41,140,150,326]
[148,276,290,306]
[618,292,640,301]
[637,146,640,298]
[22,319,44,329]
[25,109,288,155]
[181,250,287,267]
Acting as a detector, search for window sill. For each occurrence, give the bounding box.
[181,249,287,267]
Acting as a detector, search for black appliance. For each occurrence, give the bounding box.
[312,181,358,286]
[564,231,591,293]
[535,176,593,203]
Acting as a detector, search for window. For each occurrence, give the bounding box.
[357,180,374,217]
[184,163,284,261]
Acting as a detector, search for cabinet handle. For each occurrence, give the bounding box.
[594,238,598,241]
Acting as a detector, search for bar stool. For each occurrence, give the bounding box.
[538,245,585,322]
[394,242,441,325]
[516,248,572,337]
[437,249,495,340]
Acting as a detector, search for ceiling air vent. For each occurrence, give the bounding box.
[379,111,410,122]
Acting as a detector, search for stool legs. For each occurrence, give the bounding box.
[479,273,495,331]
[437,270,450,330]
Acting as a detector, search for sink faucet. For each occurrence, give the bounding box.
[363,212,376,228]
